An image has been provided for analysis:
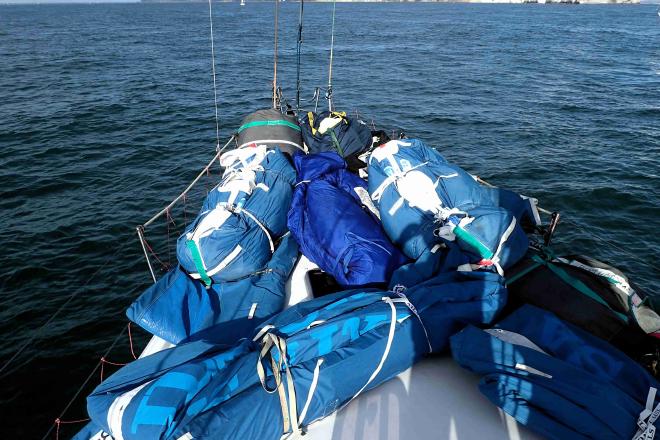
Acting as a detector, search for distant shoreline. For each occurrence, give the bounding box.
[138,0,642,3]
[138,0,642,4]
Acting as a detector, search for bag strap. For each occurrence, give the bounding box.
[328,130,344,157]
[186,240,213,288]
[506,248,629,323]
[307,112,317,136]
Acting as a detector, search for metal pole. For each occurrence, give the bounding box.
[137,226,157,283]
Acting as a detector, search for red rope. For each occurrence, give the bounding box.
[55,417,90,440]
[127,323,137,360]
[142,232,169,271]
[100,357,127,382]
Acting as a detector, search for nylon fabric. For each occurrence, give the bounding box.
[77,271,507,440]
[127,233,299,345]
[451,305,660,440]
[236,109,304,155]
[367,139,537,273]
[298,111,372,158]
[504,249,660,364]
[287,152,407,287]
[177,146,295,284]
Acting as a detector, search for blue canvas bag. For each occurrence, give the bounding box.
[451,305,660,440]
[77,271,507,440]
[287,151,407,287]
[368,138,539,274]
[127,233,299,345]
[176,146,295,286]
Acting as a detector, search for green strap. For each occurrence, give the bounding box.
[186,240,212,288]
[505,261,542,285]
[453,225,494,260]
[532,254,629,323]
[329,130,344,157]
[238,120,301,133]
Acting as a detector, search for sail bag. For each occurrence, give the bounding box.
[176,146,295,285]
[236,109,304,156]
[298,111,372,159]
[505,249,660,362]
[368,138,539,275]
[77,271,507,440]
[452,305,660,440]
[287,151,407,287]
[127,233,299,345]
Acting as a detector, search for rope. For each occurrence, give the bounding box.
[100,357,128,382]
[207,0,221,148]
[273,0,280,109]
[54,417,90,440]
[141,231,170,272]
[0,240,135,379]
[296,0,304,113]
[127,322,138,360]
[41,325,129,440]
[326,0,337,112]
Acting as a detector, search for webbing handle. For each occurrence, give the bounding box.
[186,240,212,288]
[531,254,630,323]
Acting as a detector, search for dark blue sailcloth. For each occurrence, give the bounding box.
[287,151,407,287]
[76,271,507,440]
[451,305,660,440]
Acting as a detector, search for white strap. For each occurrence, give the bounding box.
[237,139,305,153]
[298,358,324,428]
[514,363,552,379]
[338,297,398,412]
[238,208,275,253]
[636,388,660,438]
[254,327,304,436]
[248,303,258,320]
[391,293,432,353]
[490,216,517,276]
[188,245,243,280]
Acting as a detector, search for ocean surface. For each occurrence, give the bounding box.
[1,2,659,437]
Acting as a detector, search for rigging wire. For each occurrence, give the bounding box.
[207,0,221,147]
[273,0,280,109]
[326,0,337,111]
[40,325,130,440]
[0,240,135,379]
[296,0,304,113]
